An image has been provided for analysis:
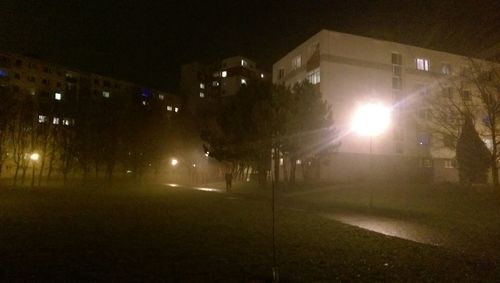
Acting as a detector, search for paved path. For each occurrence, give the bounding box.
[320,212,450,246]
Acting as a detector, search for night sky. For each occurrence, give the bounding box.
[0,0,499,91]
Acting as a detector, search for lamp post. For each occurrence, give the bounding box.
[30,152,40,189]
[352,103,391,208]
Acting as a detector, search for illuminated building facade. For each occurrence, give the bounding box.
[273,30,495,183]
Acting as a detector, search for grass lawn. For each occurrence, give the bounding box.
[0,184,498,282]
[264,182,500,260]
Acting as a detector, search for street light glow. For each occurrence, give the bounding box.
[351,103,391,136]
[30,153,40,161]
[171,158,178,166]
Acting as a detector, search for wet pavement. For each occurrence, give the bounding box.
[319,212,449,246]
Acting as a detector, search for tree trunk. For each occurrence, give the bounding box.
[21,164,28,185]
[46,149,56,182]
[37,158,46,186]
[289,157,297,185]
[491,158,499,188]
[13,163,20,187]
[273,147,280,185]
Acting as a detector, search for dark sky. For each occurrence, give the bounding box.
[1,0,499,91]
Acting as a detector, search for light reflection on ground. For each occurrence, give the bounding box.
[321,213,446,246]
[163,183,222,193]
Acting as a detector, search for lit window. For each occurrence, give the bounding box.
[260,73,264,78]
[54,92,62,100]
[62,118,73,126]
[174,107,179,113]
[296,160,302,165]
[38,115,47,123]
[102,91,110,98]
[142,101,147,106]
[241,78,247,85]
[307,68,320,84]
[52,117,60,125]
[200,92,205,98]
[200,83,205,89]
[241,59,248,67]
[416,58,430,71]
[292,55,302,70]
[212,81,219,87]
[279,158,284,166]
[442,63,451,75]
[221,71,227,78]
[158,94,164,100]
[167,106,173,111]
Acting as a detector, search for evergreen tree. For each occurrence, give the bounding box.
[456,117,491,185]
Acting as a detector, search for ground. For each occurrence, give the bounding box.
[0,183,499,282]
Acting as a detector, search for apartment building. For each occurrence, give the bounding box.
[273,29,492,183]
[0,51,181,179]
[0,51,181,114]
[180,56,268,114]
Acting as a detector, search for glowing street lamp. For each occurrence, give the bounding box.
[352,103,391,138]
[351,102,391,208]
[30,152,40,188]
[171,158,178,167]
[30,153,40,161]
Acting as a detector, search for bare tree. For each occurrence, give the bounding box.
[424,59,500,186]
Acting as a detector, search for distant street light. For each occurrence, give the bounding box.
[30,153,40,161]
[171,158,178,167]
[351,102,391,208]
[205,151,209,157]
[30,152,40,188]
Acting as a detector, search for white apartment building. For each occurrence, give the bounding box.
[273,29,486,183]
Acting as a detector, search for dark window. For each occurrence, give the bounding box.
[420,158,433,168]
[15,59,22,66]
[393,65,401,77]
[103,80,111,87]
[392,77,402,90]
[395,143,404,154]
[278,68,285,79]
[461,90,472,101]
[14,73,20,79]
[391,53,402,65]
[442,87,453,98]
